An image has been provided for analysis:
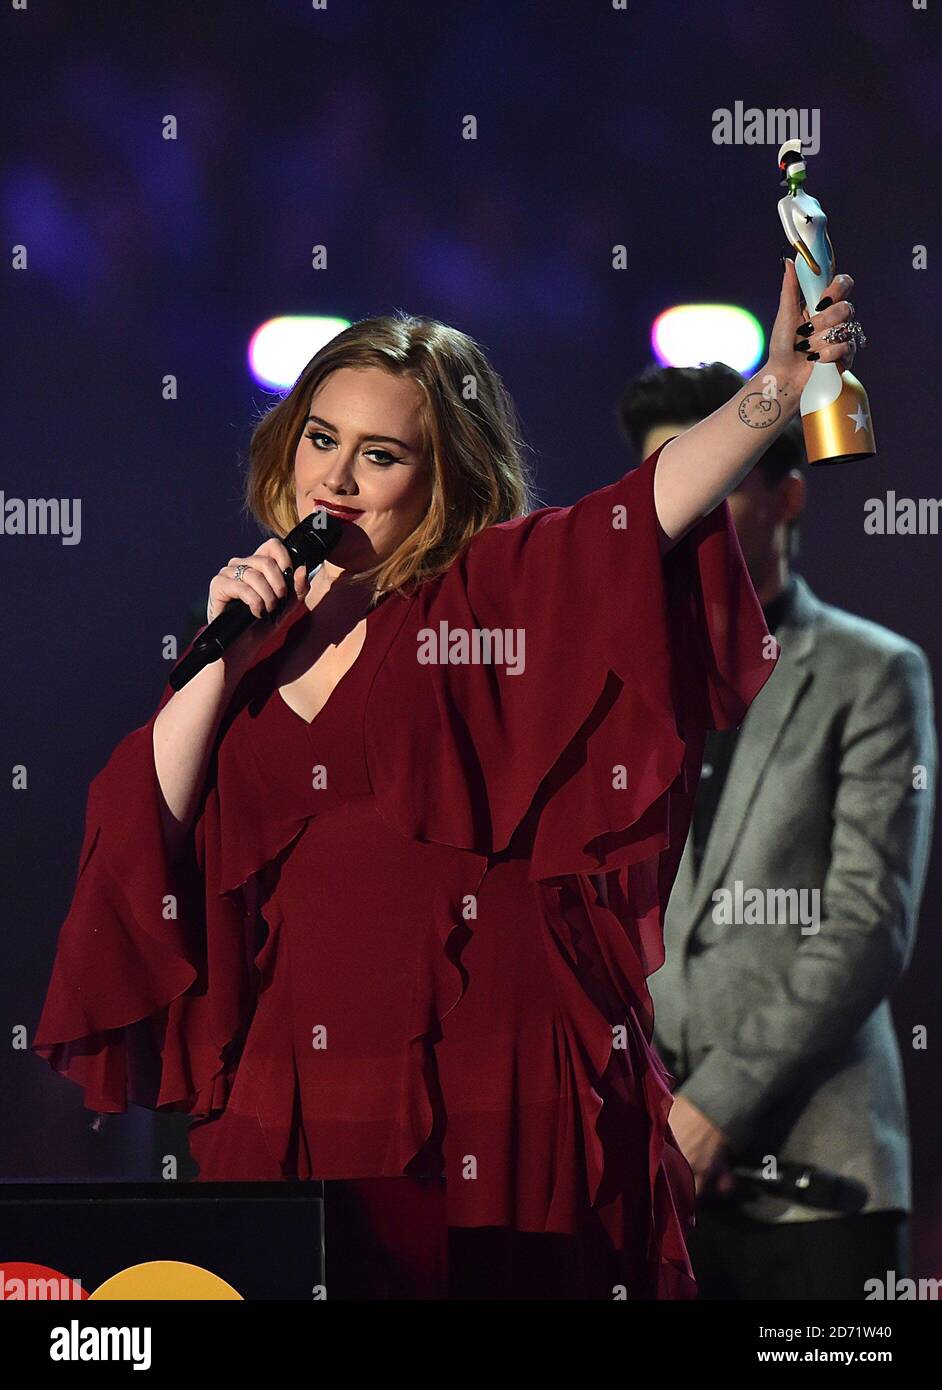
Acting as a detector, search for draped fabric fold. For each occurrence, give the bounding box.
[30,627,307,1119]
[366,442,776,882]
[357,442,777,1297]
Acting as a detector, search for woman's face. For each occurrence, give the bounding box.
[293,366,432,572]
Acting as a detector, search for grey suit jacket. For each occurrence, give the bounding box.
[650,574,936,1222]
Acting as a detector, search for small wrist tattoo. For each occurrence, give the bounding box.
[738,393,782,429]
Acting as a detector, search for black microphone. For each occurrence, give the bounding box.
[168,508,346,691]
[732,1162,869,1214]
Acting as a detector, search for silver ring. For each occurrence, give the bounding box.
[232,563,250,582]
[822,318,866,348]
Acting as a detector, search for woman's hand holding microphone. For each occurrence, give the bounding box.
[207,538,312,677]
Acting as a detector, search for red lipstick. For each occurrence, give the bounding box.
[312,499,363,523]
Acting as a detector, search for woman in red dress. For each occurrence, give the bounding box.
[32,263,859,1298]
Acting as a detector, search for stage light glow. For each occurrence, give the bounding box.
[651,304,765,373]
[248,316,351,391]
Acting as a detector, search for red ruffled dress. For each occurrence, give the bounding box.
[32,442,778,1298]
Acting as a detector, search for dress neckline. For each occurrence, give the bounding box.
[274,593,390,730]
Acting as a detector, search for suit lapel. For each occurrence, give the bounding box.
[677,576,821,942]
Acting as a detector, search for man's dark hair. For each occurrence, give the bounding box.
[617,360,806,554]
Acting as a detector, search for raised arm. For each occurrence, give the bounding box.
[653,262,858,546]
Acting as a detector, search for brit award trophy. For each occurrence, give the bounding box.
[777,138,875,465]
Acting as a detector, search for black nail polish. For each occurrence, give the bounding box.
[796,322,813,336]
[794,340,810,352]
[807,351,820,361]
[815,297,832,311]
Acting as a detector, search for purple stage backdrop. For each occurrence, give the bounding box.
[4,1,939,1284]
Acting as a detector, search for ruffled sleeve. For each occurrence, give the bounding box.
[30,634,262,1117]
[367,438,780,885]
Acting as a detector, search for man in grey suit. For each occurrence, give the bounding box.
[619,362,936,1300]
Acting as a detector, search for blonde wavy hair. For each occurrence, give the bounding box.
[244,313,539,599]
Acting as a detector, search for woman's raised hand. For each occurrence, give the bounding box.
[768,260,859,392]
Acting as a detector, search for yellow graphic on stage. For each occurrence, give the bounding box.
[89,1260,243,1300]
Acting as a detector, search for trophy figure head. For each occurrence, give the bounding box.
[778,138,807,195]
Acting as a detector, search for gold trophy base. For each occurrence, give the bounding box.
[802,370,876,465]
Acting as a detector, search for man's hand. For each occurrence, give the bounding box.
[669,1094,735,1198]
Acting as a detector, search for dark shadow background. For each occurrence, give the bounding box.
[4,1,939,1278]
